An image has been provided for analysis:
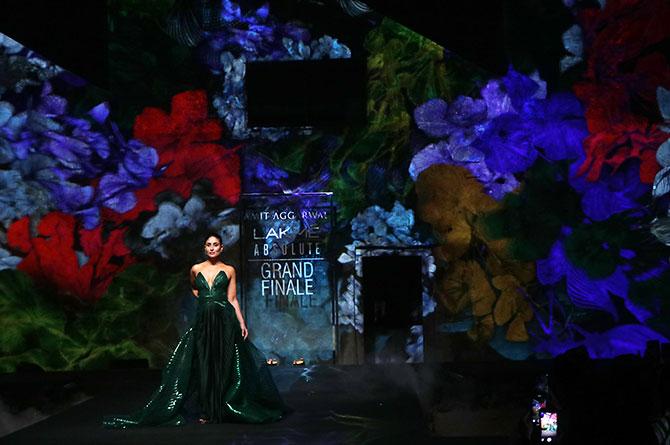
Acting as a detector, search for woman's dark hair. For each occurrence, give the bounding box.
[204,232,223,245]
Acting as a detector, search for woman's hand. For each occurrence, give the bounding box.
[240,324,248,340]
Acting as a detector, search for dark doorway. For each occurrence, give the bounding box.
[361,255,422,363]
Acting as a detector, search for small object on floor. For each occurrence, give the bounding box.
[197,417,209,424]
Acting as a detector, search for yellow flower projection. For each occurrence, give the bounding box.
[416,164,535,342]
[415,164,498,261]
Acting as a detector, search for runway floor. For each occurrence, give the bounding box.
[0,363,519,445]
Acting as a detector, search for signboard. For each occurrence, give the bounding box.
[241,193,334,363]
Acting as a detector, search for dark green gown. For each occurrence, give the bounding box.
[103,270,289,427]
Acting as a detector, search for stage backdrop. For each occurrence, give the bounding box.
[241,193,334,363]
[1,0,670,373]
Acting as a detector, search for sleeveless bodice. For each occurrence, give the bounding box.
[195,270,229,302]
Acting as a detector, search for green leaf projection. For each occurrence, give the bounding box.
[0,270,71,371]
[0,266,185,372]
[325,18,464,223]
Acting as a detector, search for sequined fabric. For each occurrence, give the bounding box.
[103,270,288,427]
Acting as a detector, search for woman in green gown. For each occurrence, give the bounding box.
[103,234,289,427]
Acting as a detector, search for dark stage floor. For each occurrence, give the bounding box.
[0,363,530,445]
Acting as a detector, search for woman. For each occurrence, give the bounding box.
[103,234,289,427]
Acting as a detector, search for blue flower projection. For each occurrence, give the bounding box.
[652,87,670,247]
[0,33,63,96]
[536,324,667,359]
[1,0,669,370]
[203,1,351,140]
[0,167,51,227]
[411,67,587,199]
[16,94,159,228]
[338,201,436,362]
[413,96,487,144]
[0,248,21,271]
[474,113,537,173]
[537,230,650,323]
[0,37,162,230]
[350,201,419,246]
[242,150,290,192]
[141,198,240,259]
[560,24,583,73]
[409,141,519,200]
[571,160,649,221]
[413,57,670,359]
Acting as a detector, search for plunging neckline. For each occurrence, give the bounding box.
[198,270,228,290]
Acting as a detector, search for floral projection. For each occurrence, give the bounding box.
[1,0,670,371]
[105,89,241,224]
[337,201,437,331]
[337,201,436,363]
[0,27,240,371]
[203,0,351,140]
[0,81,161,228]
[409,0,670,358]
[7,213,134,302]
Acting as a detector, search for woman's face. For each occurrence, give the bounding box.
[204,236,223,259]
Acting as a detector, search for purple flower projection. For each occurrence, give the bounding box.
[97,139,160,213]
[411,67,588,198]
[536,235,653,322]
[411,64,669,360]
[536,324,668,359]
[473,113,537,173]
[202,1,350,68]
[480,78,514,119]
[203,1,350,140]
[201,1,310,66]
[523,93,586,162]
[570,159,650,221]
[408,140,519,199]
[0,83,160,228]
[500,67,546,111]
[242,150,290,192]
[413,97,487,144]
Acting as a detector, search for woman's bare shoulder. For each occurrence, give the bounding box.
[221,263,236,277]
[191,261,207,274]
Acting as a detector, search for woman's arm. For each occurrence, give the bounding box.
[226,267,248,339]
[190,266,199,298]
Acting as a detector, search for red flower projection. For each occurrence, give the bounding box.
[7,213,134,302]
[574,114,667,183]
[104,90,241,224]
[573,0,670,183]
